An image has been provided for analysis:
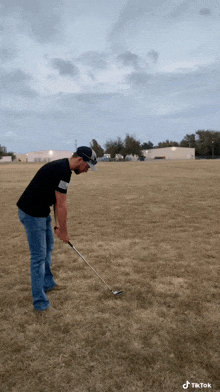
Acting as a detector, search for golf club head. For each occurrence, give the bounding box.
[113,290,123,295]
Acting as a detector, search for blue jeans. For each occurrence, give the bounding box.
[18,208,56,311]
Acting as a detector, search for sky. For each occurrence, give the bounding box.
[1,0,220,153]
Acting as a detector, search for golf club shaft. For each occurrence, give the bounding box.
[68,241,113,292]
[54,226,120,294]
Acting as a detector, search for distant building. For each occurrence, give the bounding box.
[15,154,27,162]
[125,154,139,161]
[0,156,12,163]
[142,147,195,160]
[24,150,73,163]
[103,154,111,160]
[115,154,124,161]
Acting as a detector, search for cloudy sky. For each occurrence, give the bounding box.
[1,0,220,153]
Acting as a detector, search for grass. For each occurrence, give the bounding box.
[0,160,220,392]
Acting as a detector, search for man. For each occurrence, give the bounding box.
[17,146,97,312]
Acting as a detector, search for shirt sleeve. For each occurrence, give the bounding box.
[55,162,71,194]
[56,180,69,194]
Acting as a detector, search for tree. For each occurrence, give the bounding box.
[141,141,154,150]
[178,130,220,157]
[0,144,7,159]
[104,137,125,159]
[179,134,196,148]
[195,130,220,157]
[0,144,15,160]
[90,139,104,157]
[124,134,142,158]
[156,140,179,148]
[104,134,142,159]
[7,151,16,161]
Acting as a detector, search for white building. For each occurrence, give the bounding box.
[125,154,139,161]
[15,154,27,162]
[103,154,111,160]
[142,147,195,160]
[25,150,73,163]
[0,156,12,163]
[115,154,124,160]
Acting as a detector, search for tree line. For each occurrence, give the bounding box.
[2,130,220,161]
[90,130,220,159]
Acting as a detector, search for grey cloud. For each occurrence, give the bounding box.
[87,72,96,81]
[199,8,211,16]
[0,48,17,62]
[1,0,62,43]
[165,2,217,21]
[147,50,159,64]
[50,59,80,77]
[110,0,164,39]
[78,51,109,70]
[154,64,220,116]
[125,71,151,86]
[166,1,190,19]
[117,51,140,69]
[26,12,61,43]
[1,0,42,14]
[0,69,38,97]
[109,0,189,42]
[124,60,220,111]
[167,102,219,119]
[1,69,31,85]
[75,92,120,104]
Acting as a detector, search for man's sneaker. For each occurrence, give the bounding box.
[45,284,67,292]
[33,306,59,315]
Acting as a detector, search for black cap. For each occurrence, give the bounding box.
[76,146,97,171]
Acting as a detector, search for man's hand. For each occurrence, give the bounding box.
[54,226,69,243]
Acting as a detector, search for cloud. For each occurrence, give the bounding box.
[0,48,17,62]
[1,0,220,153]
[125,71,151,87]
[167,102,220,119]
[0,69,38,97]
[199,8,211,16]
[78,51,109,70]
[50,58,80,77]
[1,69,31,84]
[166,0,191,20]
[120,58,220,118]
[109,0,196,44]
[75,92,120,104]
[147,50,159,64]
[166,1,218,20]
[109,0,164,39]
[117,51,140,69]
[1,0,62,43]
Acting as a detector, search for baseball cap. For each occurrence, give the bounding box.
[76,146,97,171]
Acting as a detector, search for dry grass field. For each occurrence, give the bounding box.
[0,160,220,392]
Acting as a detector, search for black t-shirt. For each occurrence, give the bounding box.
[17,158,72,217]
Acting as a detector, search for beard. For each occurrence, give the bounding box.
[74,169,80,175]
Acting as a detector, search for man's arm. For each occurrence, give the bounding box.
[55,191,69,243]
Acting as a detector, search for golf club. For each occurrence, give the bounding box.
[54,226,122,296]
[68,240,122,296]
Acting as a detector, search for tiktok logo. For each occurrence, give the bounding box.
[183,381,212,389]
[183,381,190,389]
